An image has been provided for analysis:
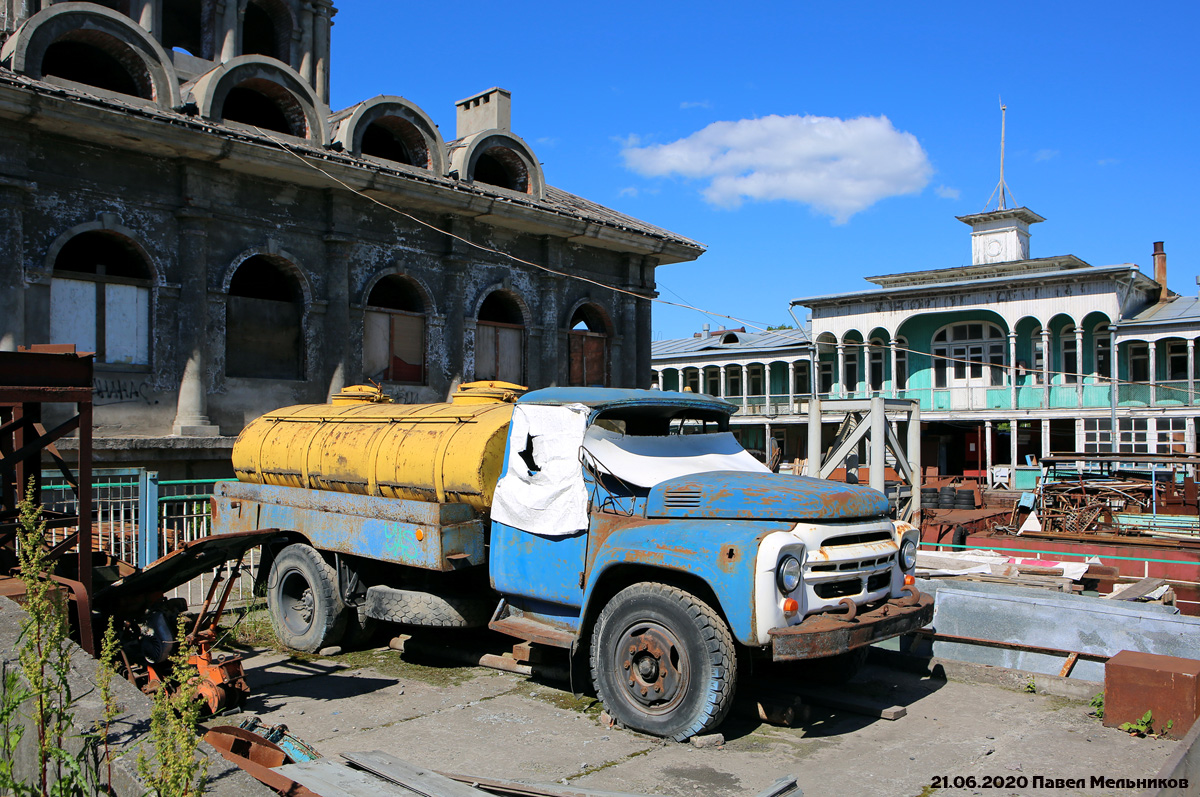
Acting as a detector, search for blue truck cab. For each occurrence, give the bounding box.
[212,386,932,740]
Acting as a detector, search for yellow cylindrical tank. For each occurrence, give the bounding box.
[232,382,526,511]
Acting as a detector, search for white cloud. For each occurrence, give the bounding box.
[619,187,639,197]
[935,185,961,200]
[680,100,712,110]
[621,114,931,223]
[1035,148,1059,162]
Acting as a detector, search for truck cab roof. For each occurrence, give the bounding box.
[518,387,735,415]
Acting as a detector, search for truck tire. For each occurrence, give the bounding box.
[266,544,347,653]
[364,585,491,628]
[590,583,736,741]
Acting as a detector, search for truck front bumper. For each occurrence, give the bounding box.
[767,589,934,661]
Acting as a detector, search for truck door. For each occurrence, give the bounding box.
[488,403,593,611]
[488,522,588,608]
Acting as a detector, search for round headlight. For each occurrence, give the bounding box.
[776,555,802,594]
[900,538,917,571]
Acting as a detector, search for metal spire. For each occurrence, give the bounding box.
[983,98,1015,211]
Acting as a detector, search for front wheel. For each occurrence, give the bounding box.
[266,543,347,653]
[590,583,736,740]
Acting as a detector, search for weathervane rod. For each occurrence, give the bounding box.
[999,97,1007,210]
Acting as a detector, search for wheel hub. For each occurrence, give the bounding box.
[617,624,687,710]
[281,571,316,634]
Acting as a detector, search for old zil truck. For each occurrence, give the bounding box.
[213,381,933,739]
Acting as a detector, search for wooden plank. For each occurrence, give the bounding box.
[1105,577,1168,601]
[789,686,907,720]
[341,751,489,797]
[276,760,416,797]
[440,771,652,797]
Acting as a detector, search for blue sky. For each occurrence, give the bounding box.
[331,1,1200,340]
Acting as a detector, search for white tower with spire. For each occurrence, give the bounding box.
[956,102,1044,266]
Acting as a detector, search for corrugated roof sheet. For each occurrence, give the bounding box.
[652,328,811,359]
[795,264,1150,306]
[1122,295,1200,326]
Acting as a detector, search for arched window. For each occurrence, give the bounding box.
[793,360,811,395]
[1061,326,1079,384]
[842,345,858,394]
[162,0,204,57]
[476,292,524,383]
[363,276,425,384]
[243,0,291,62]
[933,321,1006,389]
[567,304,609,387]
[1128,342,1150,383]
[869,339,885,392]
[41,32,150,99]
[219,78,305,135]
[361,119,426,166]
[50,231,152,366]
[226,256,303,379]
[471,147,529,192]
[1093,325,1112,379]
[894,338,908,390]
[1166,340,1188,381]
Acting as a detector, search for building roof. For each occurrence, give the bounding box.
[865,255,1090,288]
[652,328,811,359]
[0,70,705,262]
[1120,295,1200,328]
[956,207,1046,226]
[794,263,1153,307]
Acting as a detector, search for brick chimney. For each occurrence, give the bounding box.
[1153,241,1168,302]
[456,88,511,139]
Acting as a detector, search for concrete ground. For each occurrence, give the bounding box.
[208,624,1181,797]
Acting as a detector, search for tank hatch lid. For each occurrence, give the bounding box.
[452,381,527,404]
[331,384,393,404]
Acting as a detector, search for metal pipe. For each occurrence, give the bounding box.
[913,629,1108,662]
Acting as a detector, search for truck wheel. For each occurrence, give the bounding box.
[267,544,347,653]
[364,585,491,628]
[590,583,736,741]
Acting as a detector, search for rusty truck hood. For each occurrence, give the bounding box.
[644,471,890,521]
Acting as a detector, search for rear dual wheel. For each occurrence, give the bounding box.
[266,543,347,653]
[590,583,736,740]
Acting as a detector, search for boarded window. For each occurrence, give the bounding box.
[226,256,303,379]
[476,323,523,383]
[49,232,151,366]
[567,304,609,387]
[568,331,607,386]
[364,310,424,383]
[364,276,425,384]
[477,292,524,383]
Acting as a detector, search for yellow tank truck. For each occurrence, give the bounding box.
[212,382,932,740]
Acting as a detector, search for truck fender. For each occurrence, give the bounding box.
[579,520,789,647]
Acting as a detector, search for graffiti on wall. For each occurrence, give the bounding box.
[93,377,159,406]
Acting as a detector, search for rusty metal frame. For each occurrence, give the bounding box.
[801,396,923,522]
[0,346,95,653]
[768,590,934,661]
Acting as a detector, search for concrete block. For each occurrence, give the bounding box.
[1104,650,1200,737]
[690,733,724,748]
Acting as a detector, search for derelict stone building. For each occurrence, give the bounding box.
[0,1,703,475]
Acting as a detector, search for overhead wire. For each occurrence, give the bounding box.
[250,125,772,332]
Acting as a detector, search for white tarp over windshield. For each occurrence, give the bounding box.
[491,403,591,537]
[581,427,768,489]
